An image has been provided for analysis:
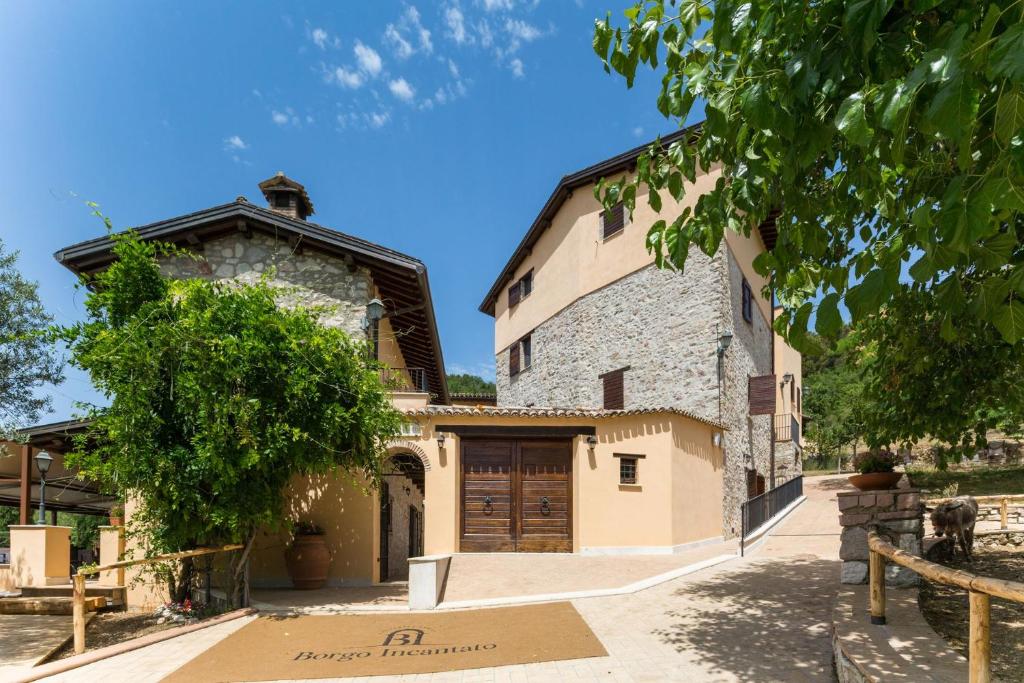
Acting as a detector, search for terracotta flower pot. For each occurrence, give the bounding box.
[848,471,903,491]
[285,534,331,590]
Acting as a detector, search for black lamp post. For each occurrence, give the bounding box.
[35,450,53,525]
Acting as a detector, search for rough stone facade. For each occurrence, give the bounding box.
[382,472,424,581]
[494,247,779,537]
[719,248,775,536]
[158,231,372,335]
[838,488,924,588]
[496,256,723,414]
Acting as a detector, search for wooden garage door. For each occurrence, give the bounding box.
[461,441,515,551]
[460,439,572,553]
[518,442,572,552]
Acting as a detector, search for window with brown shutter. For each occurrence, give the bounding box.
[509,342,520,376]
[600,202,626,239]
[508,280,521,308]
[600,366,629,410]
[521,334,532,370]
[748,374,777,415]
[741,278,753,323]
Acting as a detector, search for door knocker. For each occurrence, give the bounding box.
[483,495,493,515]
[540,496,550,515]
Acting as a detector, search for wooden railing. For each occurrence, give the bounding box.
[867,530,1024,683]
[73,544,243,654]
[927,494,1023,530]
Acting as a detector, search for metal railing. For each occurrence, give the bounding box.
[380,366,428,392]
[773,413,800,443]
[740,475,803,555]
[868,529,1023,682]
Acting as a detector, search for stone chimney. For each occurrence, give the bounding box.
[258,171,314,221]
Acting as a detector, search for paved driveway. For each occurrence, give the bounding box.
[40,475,849,682]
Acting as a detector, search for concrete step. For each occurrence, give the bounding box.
[0,595,106,615]
[19,584,126,600]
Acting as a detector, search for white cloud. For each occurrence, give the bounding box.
[408,6,433,53]
[310,25,340,50]
[354,41,383,77]
[271,107,301,127]
[384,24,414,59]
[368,111,390,128]
[223,135,248,150]
[434,88,448,105]
[447,58,460,78]
[389,77,416,102]
[477,19,494,48]
[632,126,645,138]
[482,0,514,9]
[509,58,524,78]
[505,18,541,43]
[334,67,364,89]
[445,4,471,45]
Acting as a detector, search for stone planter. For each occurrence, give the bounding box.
[848,472,902,491]
[285,534,331,590]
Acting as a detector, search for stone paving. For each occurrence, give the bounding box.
[37,474,849,683]
[0,614,75,678]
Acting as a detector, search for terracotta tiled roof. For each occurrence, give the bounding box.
[403,405,727,430]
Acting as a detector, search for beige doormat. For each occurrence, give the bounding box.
[161,602,606,681]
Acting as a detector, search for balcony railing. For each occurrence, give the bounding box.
[773,413,800,443]
[380,367,428,393]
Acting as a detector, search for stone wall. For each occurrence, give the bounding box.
[839,488,923,587]
[976,500,1023,526]
[159,231,373,335]
[720,248,776,536]
[383,473,424,581]
[496,258,723,415]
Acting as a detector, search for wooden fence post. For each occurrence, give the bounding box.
[869,548,886,625]
[1000,498,1009,530]
[73,573,86,654]
[969,590,991,683]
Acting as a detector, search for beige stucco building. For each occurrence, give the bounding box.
[13,134,800,604]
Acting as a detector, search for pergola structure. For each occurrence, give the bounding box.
[0,418,117,524]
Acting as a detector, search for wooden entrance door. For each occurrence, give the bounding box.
[460,439,572,552]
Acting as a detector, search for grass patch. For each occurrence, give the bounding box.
[907,466,1024,498]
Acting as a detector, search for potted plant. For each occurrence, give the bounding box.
[849,450,903,491]
[284,521,330,590]
[108,503,124,527]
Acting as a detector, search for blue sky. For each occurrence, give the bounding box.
[0,1,690,423]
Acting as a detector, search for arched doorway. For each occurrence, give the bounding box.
[379,452,425,582]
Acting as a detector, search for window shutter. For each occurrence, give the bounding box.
[509,342,521,376]
[601,367,627,410]
[508,281,522,308]
[748,374,777,415]
[601,202,625,239]
[742,279,753,323]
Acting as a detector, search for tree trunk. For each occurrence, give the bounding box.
[228,532,256,609]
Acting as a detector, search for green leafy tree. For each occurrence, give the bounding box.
[446,373,496,394]
[802,329,870,464]
[594,1,1024,348]
[0,238,63,437]
[857,286,1024,458]
[58,229,402,604]
[0,506,17,546]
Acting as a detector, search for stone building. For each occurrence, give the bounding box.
[479,128,804,536]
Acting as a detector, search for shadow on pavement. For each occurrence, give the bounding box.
[656,555,840,681]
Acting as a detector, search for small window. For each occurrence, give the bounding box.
[274,192,292,209]
[508,280,522,307]
[508,271,533,308]
[741,278,753,323]
[600,366,629,410]
[797,387,802,413]
[521,270,533,297]
[790,379,795,404]
[600,202,626,239]
[509,334,532,377]
[614,453,644,485]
